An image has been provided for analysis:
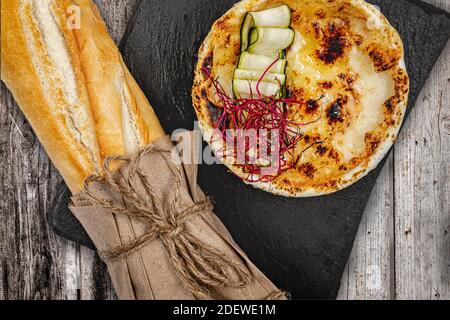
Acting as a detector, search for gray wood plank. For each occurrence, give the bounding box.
[337,155,394,300]
[0,85,78,300]
[393,23,450,299]
[93,0,138,43]
[79,247,117,300]
[78,0,138,300]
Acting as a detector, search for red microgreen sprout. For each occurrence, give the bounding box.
[201,56,324,183]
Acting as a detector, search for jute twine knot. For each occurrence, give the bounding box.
[82,145,250,299]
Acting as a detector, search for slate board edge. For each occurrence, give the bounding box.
[119,0,143,51]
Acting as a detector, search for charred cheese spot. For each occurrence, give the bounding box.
[224,34,231,45]
[338,72,357,86]
[327,96,348,124]
[384,97,395,112]
[316,144,328,156]
[316,22,349,64]
[298,162,317,178]
[338,72,360,101]
[287,87,305,100]
[393,68,409,99]
[215,14,233,31]
[202,54,213,78]
[383,69,409,122]
[354,35,363,46]
[233,42,241,56]
[306,98,320,113]
[303,135,311,144]
[303,133,322,144]
[368,46,400,72]
[324,180,338,189]
[327,100,342,121]
[364,132,381,155]
[292,12,301,23]
[318,81,333,89]
[207,101,223,123]
[329,148,340,162]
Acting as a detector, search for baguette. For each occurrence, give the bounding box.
[69,0,165,157]
[1,0,165,192]
[1,0,102,193]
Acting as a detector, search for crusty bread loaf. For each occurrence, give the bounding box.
[1,0,165,193]
[1,0,102,192]
[69,0,165,157]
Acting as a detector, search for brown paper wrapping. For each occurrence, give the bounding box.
[69,133,286,300]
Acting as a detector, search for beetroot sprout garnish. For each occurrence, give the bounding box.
[201,56,323,183]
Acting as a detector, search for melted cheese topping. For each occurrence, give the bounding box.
[333,48,394,161]
[193,0,409,196]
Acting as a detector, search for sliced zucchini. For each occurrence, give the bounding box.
[233,79,282,99]
[238,52,287,74]
[252,50,285,59]
[250,5,291,28]
[234,69,286,85]
[236,5,292,100]
[240,5,292,51]
[249,28,258,46]
[247,27,295,56]
[240,13,255,52]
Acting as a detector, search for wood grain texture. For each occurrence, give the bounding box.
[338,154,394,300]
[0,83,78,300]
[0,0,448,300]
[79,247,116,300]
[93,0,138,43]
[393,23,450,300]
[339,0,450,301]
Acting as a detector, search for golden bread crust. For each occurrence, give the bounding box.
[1,0,165,192]
[1,0,101,193]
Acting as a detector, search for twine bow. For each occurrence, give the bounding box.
[81,145,249,299]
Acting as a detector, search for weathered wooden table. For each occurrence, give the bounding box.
[0,0,448,300]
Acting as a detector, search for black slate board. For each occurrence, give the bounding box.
[49,0,450,299]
